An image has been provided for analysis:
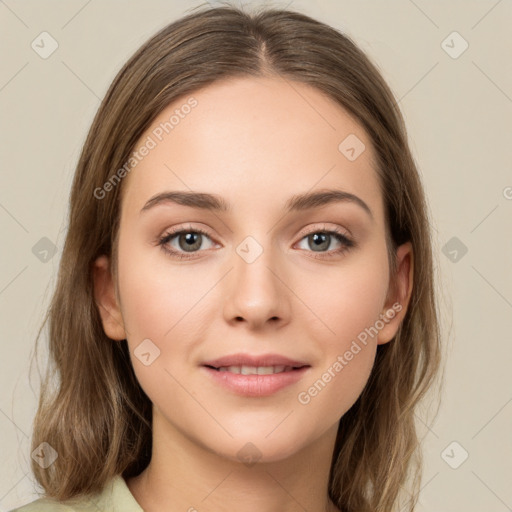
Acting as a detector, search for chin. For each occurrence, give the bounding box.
[200,426,315,465]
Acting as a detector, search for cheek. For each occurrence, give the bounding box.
[116,238,219,391]
[116,244,208,403]
[293,253,388,417]
[295,274,383,422]
[296,343,376,427]
[117,239,210,339]
[296,254,389,345]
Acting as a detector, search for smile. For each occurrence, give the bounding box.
[201,364,310,397]
[208,365,304,374]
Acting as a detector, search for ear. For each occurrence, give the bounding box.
[377,241,413,345]
[93,255,126,340]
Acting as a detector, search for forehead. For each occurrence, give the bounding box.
[121,75,384,222]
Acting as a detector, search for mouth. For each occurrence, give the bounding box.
[203,364,308,375]
[200,356,311,397]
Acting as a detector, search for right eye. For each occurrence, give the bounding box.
[158,227,218,259]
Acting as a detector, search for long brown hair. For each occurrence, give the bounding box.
[30,3,442,511]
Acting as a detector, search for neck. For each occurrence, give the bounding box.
[126,408,341,512]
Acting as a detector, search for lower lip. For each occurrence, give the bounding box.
[201,366,310,397]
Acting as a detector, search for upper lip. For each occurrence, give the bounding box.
[202,353,310,369]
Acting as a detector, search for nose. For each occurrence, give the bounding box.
[222,241,291,330]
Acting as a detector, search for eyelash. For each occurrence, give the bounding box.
[157,225,355,261]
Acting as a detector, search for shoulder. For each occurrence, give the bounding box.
[9,475,143,512]
[9,497,78,511]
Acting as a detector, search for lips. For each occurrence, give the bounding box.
[200,353,311,397]
[202,353,310,370]
[213,365,297,375]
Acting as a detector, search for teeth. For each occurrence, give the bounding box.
[218,365,293,375]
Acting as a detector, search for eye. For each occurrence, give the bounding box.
[157,225,355,261]
[295,227,355,259]
[158,226,217,259]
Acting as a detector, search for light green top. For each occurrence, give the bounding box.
[9,475,144,512]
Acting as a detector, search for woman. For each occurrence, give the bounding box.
[12,3,441,512]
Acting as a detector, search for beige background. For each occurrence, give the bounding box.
[1,0,511,510]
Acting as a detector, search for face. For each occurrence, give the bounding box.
[94,75,412,463]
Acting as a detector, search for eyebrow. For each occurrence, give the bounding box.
[140,188,373,219]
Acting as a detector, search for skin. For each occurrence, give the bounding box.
[93,75,413,512]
